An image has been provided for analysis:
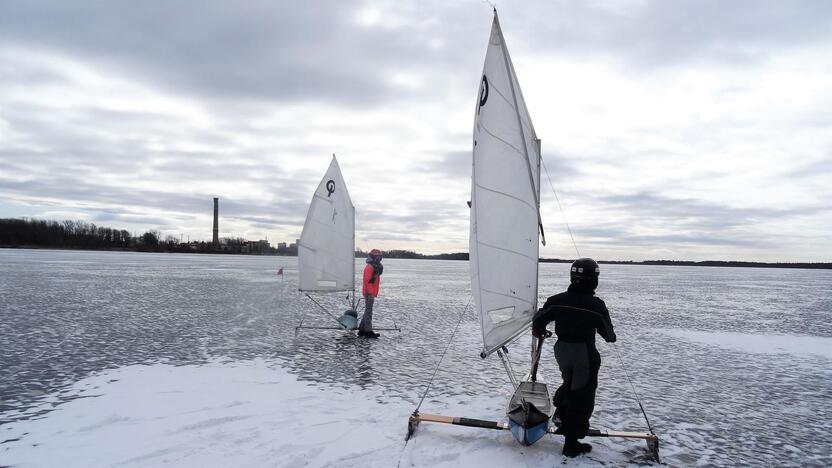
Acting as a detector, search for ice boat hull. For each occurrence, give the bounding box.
[337,310,358,330]
[506,381,552,446]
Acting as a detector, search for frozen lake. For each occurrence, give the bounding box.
[1,249,831,467]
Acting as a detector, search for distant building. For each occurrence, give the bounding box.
[277,242,287,250]
[212,197,219,247]
[235,239,271,255]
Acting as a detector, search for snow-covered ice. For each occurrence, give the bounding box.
[659,329,832,360]
[1,358,635,467]
[2,250,831,467]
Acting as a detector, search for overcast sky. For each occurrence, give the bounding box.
[1,0,830,261]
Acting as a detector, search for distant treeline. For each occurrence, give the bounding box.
[2,218,146,250]
[3,218,829,268]
[369,253,830,269]
[358,249,468,261]
[539,258,832,269]
[0,218,261,254]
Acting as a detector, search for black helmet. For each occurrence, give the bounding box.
[570,258,599,290]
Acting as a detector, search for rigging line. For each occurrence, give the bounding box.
[610,342,656,435]
[396,295,473,468]
[304,293,345,327]
[413,294,473,414]
[541,157,581,258]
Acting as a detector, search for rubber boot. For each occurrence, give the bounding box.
[562,437,592,458]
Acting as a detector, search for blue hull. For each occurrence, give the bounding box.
[509,419,549,446]
[337,310,358,330]
[506,381,553,446]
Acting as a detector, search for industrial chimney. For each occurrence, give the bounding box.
[212,197,219,247]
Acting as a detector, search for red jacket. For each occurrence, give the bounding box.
[362,263,381,297]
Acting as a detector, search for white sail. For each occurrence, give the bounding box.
[470,12,543,357]
[298,155,355,293]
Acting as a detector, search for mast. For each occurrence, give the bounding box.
[351,171,357,310]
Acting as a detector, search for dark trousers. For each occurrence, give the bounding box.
[358,294,374,332]
[553,340,601,440]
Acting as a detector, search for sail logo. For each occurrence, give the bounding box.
[326,180,336,197]
[478,75,489,113]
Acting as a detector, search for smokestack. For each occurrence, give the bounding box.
[213,197,219,247]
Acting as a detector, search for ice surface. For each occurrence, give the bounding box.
[1,359,626,468]
[2,250,831,467]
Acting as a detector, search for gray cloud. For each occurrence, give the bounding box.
[3,0,830,111]
[596,191,825,229]
[93,210,172,227]
[574,224,770,249]
[1,0,830,260]
[0,0,484,108]
[781,156,832,180]
[561,191,830,253]
[419,147,577,184]
[358,231,422,243]
[420,150,471,181]
[520,0,832,68]
[0,173,312,230]
[540,150,580,182]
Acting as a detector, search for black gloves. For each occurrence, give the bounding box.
[532,328,552,339]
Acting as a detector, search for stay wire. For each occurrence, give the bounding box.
[413,294,473,414]
[541,157,654,432]
[541,157,581,258]
[611,342,655,434]
[396,295,473,468]
[304,293,343,326]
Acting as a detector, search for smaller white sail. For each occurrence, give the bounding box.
[298,155,355,293]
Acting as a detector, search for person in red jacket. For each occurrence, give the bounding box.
[358,249,383,338]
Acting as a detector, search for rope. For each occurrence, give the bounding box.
[413,295,473,413]
[541,157,581,257]
[540,157,655,433]
[611,342,655,434]
[304,293,344,327]
[396,295,473,467]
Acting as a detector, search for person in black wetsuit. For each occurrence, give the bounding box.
[532,257,616,458]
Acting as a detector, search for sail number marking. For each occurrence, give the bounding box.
[478,75,489,113]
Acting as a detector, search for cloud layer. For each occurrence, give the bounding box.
[1,0,830,261]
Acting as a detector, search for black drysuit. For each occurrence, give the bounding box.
[532,284,616,441]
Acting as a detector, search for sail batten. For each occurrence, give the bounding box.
[470,11,543,357]
[474,183,538,211]
[298,155,355,293]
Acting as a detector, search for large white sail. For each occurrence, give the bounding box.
[470,12,543,357]
[298,155,355,293]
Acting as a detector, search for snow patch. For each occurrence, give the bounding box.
[659,329,832,360]
[1,359,645,467]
